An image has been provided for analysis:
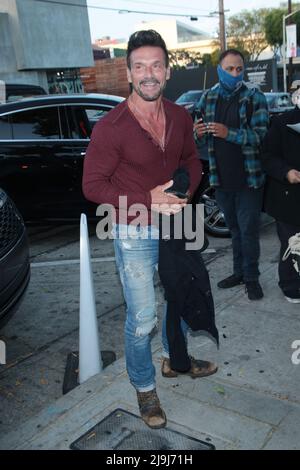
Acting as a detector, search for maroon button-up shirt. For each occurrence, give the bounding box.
[82,98,202,224]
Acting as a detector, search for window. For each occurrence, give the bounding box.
[176,91,202,104]
[11,107,61,140]
[66,105,112,139]
[86,108,108,124]
[265,93,293,110]
[0,116,12,139]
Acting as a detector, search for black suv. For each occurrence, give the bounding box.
[0,94,124,221]
[0,188,30,327]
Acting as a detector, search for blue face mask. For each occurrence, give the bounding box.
[217,64,244,92]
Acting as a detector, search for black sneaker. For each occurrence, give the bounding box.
[283,289,300,304]
[245,281,264,300]
[217,274,244,289]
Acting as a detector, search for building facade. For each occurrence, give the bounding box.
[0,0,93,93]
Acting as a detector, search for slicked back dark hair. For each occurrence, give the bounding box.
[127,29,169,69]
[219,49,245,64]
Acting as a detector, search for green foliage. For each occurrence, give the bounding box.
[168,5,300,70]
[210,48,222,66]
[226,9,269,61]
[201,48,221,67]
[169,47,222,68]
[201,53,213,66]
[168,49,202,69]
[264,6,300,54]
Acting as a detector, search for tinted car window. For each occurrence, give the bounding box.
[10,107,61,139]
[264,93,293,109]
[66,105,112,139]
[0,115,12,139]
[176,91,202,103]
[5,84,47,103]
[86,107,109,123]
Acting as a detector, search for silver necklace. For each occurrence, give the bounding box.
[129,97,166,151]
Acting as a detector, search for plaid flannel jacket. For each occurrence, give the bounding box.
[197,83,269,189]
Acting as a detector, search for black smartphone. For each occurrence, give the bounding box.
[194,109,204,122]
[194,108,210,132]
[164,187,188,199]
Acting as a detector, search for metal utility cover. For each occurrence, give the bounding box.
[70,408,214,450]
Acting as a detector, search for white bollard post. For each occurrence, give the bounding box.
[79,213,102,384]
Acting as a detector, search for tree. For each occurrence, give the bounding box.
[210,49,221,66]
[264,6,300,57]
[168,49,202,69]
[264,8,284,56]
[226,9,269,61]
[201,42,221,67]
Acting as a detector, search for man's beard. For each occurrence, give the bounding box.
[132,79,166,101]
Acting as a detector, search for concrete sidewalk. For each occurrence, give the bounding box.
[0,222,299,450]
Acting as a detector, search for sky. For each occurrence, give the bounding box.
[87,0,284,42]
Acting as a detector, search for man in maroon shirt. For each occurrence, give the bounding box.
[83,30,217,429]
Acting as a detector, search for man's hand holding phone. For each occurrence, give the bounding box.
[193,110,209,139]
[150,180,188,216]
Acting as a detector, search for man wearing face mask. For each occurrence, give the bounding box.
[194,49,269,301]
[262,86,300,303]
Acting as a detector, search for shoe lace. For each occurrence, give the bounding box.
[137,390,159,408]
[282,232,300,274]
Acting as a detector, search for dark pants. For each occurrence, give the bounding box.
[276,221,300,293]
[215,187,263,282]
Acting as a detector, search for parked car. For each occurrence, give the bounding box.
[192,158,230,237]
[0,93,125,221]
[0,188,30,327]
[1,83,47,104]
[0,92,229,237]
[175,90,203,119]
[264,92,294,118]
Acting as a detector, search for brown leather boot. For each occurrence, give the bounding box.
[136,389,167,429]
[161,356,218,379]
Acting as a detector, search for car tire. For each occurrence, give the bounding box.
[192,175,230,238]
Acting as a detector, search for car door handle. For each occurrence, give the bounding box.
[0,154,6,159]
[80,151,86,156]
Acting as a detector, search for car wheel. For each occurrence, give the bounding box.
[199,185,230,238]
[192,174,230,238]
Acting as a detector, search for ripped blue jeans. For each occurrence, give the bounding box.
[113,224,163,391]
